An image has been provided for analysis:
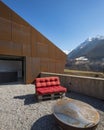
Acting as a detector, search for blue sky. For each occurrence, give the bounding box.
[2,0,104,53]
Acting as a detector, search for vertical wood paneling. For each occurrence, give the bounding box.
[31,28,37,57]
[40,58,49,72]
[0,17,11,41]
[25,57,32,83]
[37,42,49,58]
[0,1,66,84]
[0,2,11,20]
[31,57,41,79]
[48,60,56,73]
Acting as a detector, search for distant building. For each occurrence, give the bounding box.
[0,1,66,84]
[75,57,88,61]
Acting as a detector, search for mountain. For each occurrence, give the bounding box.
[68,36,104,60]
[66,36,104,72]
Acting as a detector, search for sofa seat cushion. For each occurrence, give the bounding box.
[53,86,67,93]
[36,86,67,95]
[36,87,54,95]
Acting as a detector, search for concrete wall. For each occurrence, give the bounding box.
[40,72,104,100]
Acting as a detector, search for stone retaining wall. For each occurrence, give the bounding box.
[40,72,104,100]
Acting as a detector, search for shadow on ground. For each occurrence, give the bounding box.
[66,92,104,112]
[14,94,38,105]
[31,114,61,130]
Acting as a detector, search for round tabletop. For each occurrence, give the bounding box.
[53,98,100,129]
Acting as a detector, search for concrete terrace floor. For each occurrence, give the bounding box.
[0,84,104,130]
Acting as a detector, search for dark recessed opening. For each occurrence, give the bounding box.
[0,55,26,84]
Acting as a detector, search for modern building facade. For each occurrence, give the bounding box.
[0,1,66,84]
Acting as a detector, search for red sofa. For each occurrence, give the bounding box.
[35,76,67,101]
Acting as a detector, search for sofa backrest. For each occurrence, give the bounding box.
[35,77,60,88]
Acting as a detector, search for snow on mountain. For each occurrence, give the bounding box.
[63,50,71,54]
[68,35,104,59]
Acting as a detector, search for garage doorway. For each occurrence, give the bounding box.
[0,55,26,84]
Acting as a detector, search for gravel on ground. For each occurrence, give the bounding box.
[0,84,104,130]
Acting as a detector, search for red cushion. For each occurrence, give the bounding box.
[35,77,67,95]
[36,82,46,87]
[35,78,46,88]
[50,81,56,86]
[35,77,60,87]
[53,86,67,93]
[36,87,54,94]
[46,81,52,86]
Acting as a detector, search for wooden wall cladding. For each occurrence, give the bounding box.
[36,32,45,43]
[48,59,56,73]
[31,28,37,57]
[37,42,49,58]
[12,22,23,43]
[31,58,41,79]
[0,1,66,83]
[0,2,11,20]
[0,41,23,56]
[40,58,49,72]
[0,41,11,55]
[56,49,63,60]
[55,61,65,73]
[22,44,31,56]
[12,23,30,44]
[12,11,29,26]
[9,42,22,56]
[48,44,56,59]
[0,18,11,41]
[25,57,32,83]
